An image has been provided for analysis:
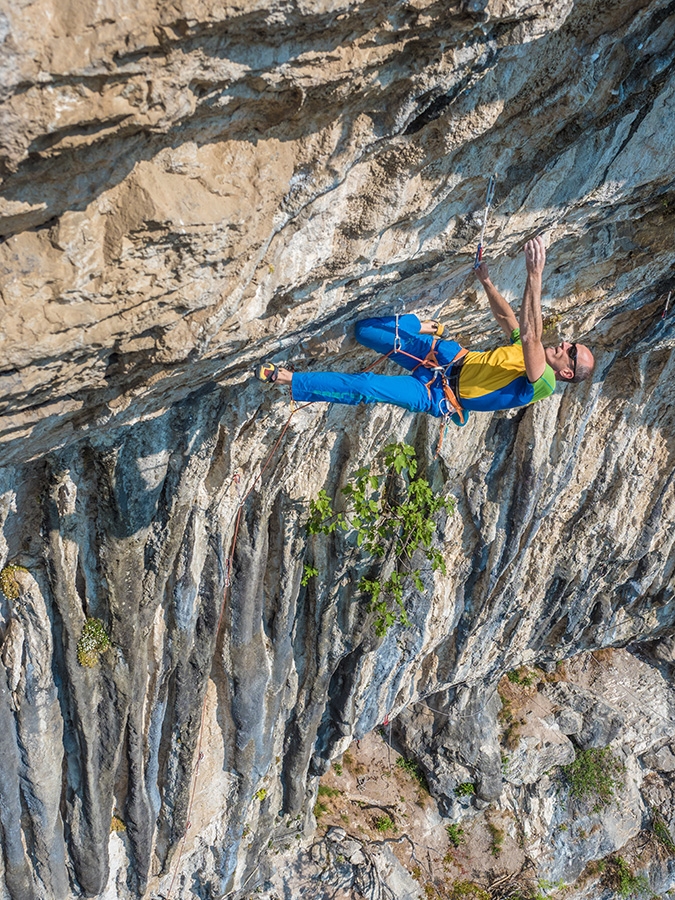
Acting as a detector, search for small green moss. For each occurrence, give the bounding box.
[254,788,267,802]
[0,565,29,600]
[76,618,111,667]
[314,800,328,819]
[110,815,126,833]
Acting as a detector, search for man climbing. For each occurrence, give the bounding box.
[256,237,594,423]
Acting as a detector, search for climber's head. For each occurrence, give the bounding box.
[545,341,594,383]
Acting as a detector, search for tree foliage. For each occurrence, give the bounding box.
[305,442,453,636]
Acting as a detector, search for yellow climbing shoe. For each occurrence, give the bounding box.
[255,362,279,383]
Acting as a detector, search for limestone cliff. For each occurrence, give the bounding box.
[0,0,674,897]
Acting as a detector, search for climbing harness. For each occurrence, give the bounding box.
[393,315,468,429]
[363,314,468,451]
[473,173,496,269]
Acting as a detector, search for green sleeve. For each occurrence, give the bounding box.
[511,328,555,401]
[531,365,556,402]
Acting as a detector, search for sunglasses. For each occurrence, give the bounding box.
[568,343,577,376]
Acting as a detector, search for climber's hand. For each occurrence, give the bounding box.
[524,235,546,275]
[474,262,491,285]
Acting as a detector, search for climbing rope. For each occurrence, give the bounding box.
[474,173,496,269]
[431,173,496,322]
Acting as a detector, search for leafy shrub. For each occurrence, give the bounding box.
[300,563,318,586]
[563,748,624,810]
[306,442,453,636]
[76,618,111,667]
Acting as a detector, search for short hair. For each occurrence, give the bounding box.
[568,361,594,384]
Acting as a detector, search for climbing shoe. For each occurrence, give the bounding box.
[255,362,279,383]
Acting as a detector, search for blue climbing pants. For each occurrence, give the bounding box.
[291,315,463,419]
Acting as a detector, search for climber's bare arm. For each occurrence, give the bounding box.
[475,262,519,338]
[519,236,547,383]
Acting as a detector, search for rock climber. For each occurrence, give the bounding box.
[256,237,594,424]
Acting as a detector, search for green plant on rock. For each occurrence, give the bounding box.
[76,618,111,667]
[300,563,318,586]
[254,788,267,802]
[454,782,475,798]
[0,565,29,600]
[448,881,490,900]
[562,747,624,811]
[542,313,563,334]
[396,756,429,792]
[446,823,464,847]
[110,815,126,833]
[318,785,340,798]
[487,821,504,857]
[604,856,652,899]
[374,814,396,833]
[651,808,675,854]
[305,442,453,636]
[507,667,537,687]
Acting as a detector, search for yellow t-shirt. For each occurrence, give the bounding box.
[458,330,556,411]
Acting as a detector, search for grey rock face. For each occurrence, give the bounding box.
[540,682,626,749]
[0,0,674,897]
[554,708,584,735]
